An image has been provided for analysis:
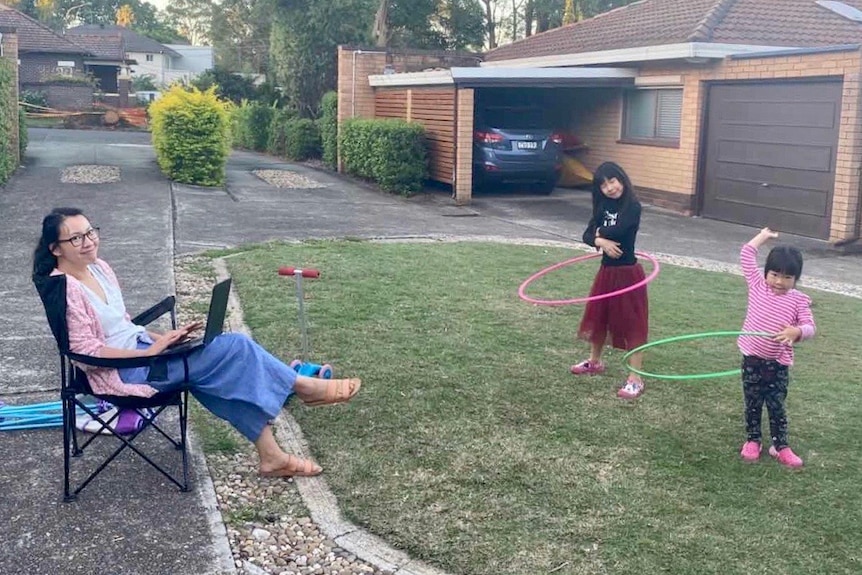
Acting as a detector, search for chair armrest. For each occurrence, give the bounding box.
[131,296,176,327]
[67,351,162,369]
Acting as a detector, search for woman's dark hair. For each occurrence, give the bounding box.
[764,245,804,281]
[32,207,86,278]
[591,161,638,221]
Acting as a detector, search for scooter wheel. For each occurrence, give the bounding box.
[289,359,302,370]
[319,364,333,379]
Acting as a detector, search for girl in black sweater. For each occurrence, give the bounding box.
[570,162,649,399]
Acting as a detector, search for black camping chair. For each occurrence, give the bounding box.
[34,274,193,502]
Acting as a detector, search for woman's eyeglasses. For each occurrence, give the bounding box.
[57,227,100,248]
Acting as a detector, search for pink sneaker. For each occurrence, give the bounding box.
[740,441,762,462]
[617,378,644,399]
[769,446,804,469]
[570,360,606,375]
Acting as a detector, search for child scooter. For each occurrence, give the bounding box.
[278,266,333,379]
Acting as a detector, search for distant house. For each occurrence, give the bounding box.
[63,33,132,93]
[0,4,88,86]
[65,25,212,86]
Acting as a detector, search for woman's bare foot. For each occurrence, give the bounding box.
[259,454,322,477]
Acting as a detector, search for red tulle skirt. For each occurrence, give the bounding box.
[577,263,649,351]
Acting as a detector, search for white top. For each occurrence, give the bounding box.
[80,263,147,351]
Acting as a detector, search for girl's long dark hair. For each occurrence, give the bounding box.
[591,161,638,221]
[32,207,85,278]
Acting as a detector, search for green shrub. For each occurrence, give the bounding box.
[267,108,297,156]
[18,107,28,160]
[0,60,17,183]
[149,85,230,186]
[340,118,427,195]
[229,101,274,151]
[283,118,321,161]
[320,91,337,169]
[21,90,47,108]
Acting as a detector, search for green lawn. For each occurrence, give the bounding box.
[220,241,862,575]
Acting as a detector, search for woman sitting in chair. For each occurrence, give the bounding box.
[33,207,360,478]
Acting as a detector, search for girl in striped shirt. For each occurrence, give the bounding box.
[738,228,815,468]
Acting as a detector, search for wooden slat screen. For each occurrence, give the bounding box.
[375,87,456,184]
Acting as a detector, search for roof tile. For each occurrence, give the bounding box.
[0,4,88,55]
[485,0,862,62]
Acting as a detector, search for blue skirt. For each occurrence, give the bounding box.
[118,333,297,442]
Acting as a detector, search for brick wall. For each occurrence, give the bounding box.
[454,88,474,204]
[24,83,94,111]
[575,51,862,242]
[19,53,86,85]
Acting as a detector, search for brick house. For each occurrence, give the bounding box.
[0,4,88,86]
[338,0,862,244]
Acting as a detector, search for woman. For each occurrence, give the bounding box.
[33,207,360,477]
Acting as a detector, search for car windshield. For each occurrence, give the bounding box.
[481,106,548,130]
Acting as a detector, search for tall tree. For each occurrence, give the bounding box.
[164,0,211,45]
[116,4,135,26]
[270,0,371,117]
[210,0,271,73]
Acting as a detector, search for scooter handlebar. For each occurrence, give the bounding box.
[278,266,320,278]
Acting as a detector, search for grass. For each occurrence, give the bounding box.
[216,240,862,575]
[25,116,65,129]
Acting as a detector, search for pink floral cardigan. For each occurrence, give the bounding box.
[56,259,157,398]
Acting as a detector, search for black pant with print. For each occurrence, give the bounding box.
[742,355,790,449]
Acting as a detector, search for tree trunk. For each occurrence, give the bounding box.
[524,0,533,37]
[480,0,496,49]
[372,0,389,47]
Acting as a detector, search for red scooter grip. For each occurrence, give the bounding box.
[278,267,320,278]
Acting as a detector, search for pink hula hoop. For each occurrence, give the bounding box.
[518,251,660,306]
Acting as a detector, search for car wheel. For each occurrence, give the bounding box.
[534,178,557,195]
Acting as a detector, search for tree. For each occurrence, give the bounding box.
[164,0,211,45]
[562,0,575,25]
[210,0,271,73]
[116,4,135,26]
[270,0,371,117]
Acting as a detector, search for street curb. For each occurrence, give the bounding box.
[212,257,453,575]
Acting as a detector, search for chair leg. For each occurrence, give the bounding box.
[62,395,76,502]
[179,391,190,492]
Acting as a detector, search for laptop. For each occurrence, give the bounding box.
[164,278,232,354]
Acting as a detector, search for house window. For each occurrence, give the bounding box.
[146,54,154,62]
[622,88,683,145]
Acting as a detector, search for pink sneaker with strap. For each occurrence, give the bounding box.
[617,378,644,399]
[740,441,762,462]
[769,446,804,469]
[570,359,606,375]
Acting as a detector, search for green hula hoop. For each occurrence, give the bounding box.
[622,331,775,380]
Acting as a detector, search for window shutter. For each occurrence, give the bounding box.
[656,89,683,140]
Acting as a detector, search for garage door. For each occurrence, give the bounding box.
[701,81,842,239]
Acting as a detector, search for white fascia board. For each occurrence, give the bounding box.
[368,70,453,87]
[450,66,637,81]
[481,42,795,68]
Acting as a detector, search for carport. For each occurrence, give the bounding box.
[364,66,637,204]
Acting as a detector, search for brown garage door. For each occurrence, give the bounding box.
[701,80,842,239]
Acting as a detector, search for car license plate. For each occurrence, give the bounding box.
[517,141,538,150]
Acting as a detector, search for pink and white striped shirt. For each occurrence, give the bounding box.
[737,244,815,366]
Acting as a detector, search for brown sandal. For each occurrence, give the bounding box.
[260,455,322,478]
[303,378,361,407]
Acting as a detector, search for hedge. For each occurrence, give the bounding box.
[0,60,17,183]
[320,91,337,169]
[339,118,427,195]
[18,107,27,160]
[230,101,274,151]
[267,108,297,156]
[149,86,230,186]
[283,118,321,161]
